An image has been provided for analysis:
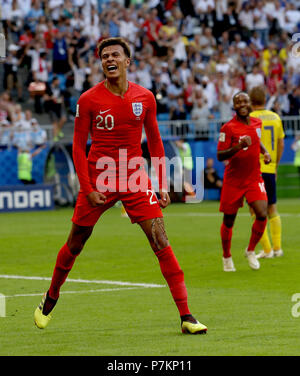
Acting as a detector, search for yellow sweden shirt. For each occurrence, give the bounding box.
[250,109,285,173]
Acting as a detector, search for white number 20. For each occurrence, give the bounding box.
[96,114,114,130]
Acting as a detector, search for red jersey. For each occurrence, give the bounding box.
[73,81,166,195]
[217,116,262,187]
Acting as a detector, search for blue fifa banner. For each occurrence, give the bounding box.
[0,184,54,213]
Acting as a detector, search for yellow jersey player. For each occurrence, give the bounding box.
[249,86,285,258]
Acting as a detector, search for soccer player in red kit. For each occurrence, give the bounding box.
[217,92,271,272]
[34,38,207,334]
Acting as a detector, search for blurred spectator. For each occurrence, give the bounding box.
[284,3,300,34]
[0,92,16,123]
[198,27,216,62]
[201,75,217,110]
[171,32,188,63]
[245,63,265,91]
[17,144,46,185]
[288,87,300,116]
[160,62,171,86]
[151,73,168,113]
[0,119,13,147]
[142,8,162,54]
[266,83,290,116]
[26,0,44,32]
[14,105,30,129]
[253,0,270,47]
[170,97,188,136]
[238,2,254,35]
[44,76,67,141]
[183,75,197,113]
[191,97,214,140]
[135,60,153,90]
[44,20,58,51]
[204,157,223,190]
[0,0,300,142]
[3,44,20,97]
[217,75,239,120]
[52,31,69,74]
[167,72,184,111]
[178,60,191,86]
[30,51,50,113]
[30,116,47,146]
[12,122,32,150]
[119,9,139,44]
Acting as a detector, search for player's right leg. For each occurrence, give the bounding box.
[219,183,243,272]
[138,217,207,335]
[34,223,94,329]
[34,187,118,328]
[221,213,237,272]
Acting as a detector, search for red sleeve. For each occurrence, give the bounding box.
[72,95,94,195]
[217,123,232,151]
[143,92,167,191]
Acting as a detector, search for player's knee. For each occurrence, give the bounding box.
[223,214,236,228]
[67,226,93,255]
[256,207,267,220]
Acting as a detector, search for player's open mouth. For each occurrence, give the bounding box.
[107,65,118,72]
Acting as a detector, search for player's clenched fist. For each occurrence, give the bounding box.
[87,191,107,207]
[159,190,171,209]
[239,135,252,148]
[263,152,271,164]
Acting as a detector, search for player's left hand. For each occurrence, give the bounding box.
[159,190,170,209]
[264,152,271,164]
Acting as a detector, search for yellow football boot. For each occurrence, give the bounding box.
[34,293,52,329]
[181,315,207,334]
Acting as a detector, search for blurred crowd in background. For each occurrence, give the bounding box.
[1,0,300,147]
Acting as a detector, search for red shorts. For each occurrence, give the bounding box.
[219,178,267,214]
[72,176,163,227]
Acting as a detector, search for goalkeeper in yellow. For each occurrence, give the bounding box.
[249,86,285,258]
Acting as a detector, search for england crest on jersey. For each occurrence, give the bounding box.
[132,102,143,116]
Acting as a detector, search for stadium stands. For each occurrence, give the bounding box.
[0,0,300,199]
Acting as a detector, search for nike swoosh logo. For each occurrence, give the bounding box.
[99,109,111,114]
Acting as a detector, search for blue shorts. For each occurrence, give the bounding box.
[262,173,276,205]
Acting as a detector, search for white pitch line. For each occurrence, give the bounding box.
[0,274,165,288]
[5,287,143,299]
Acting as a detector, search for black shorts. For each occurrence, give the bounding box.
[262,173,276,205]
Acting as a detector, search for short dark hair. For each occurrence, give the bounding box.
[232,91,249,103]
[97,37,131,59]
[249,86,266,106]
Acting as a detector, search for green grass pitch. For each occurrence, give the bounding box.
[0,198,299,356]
